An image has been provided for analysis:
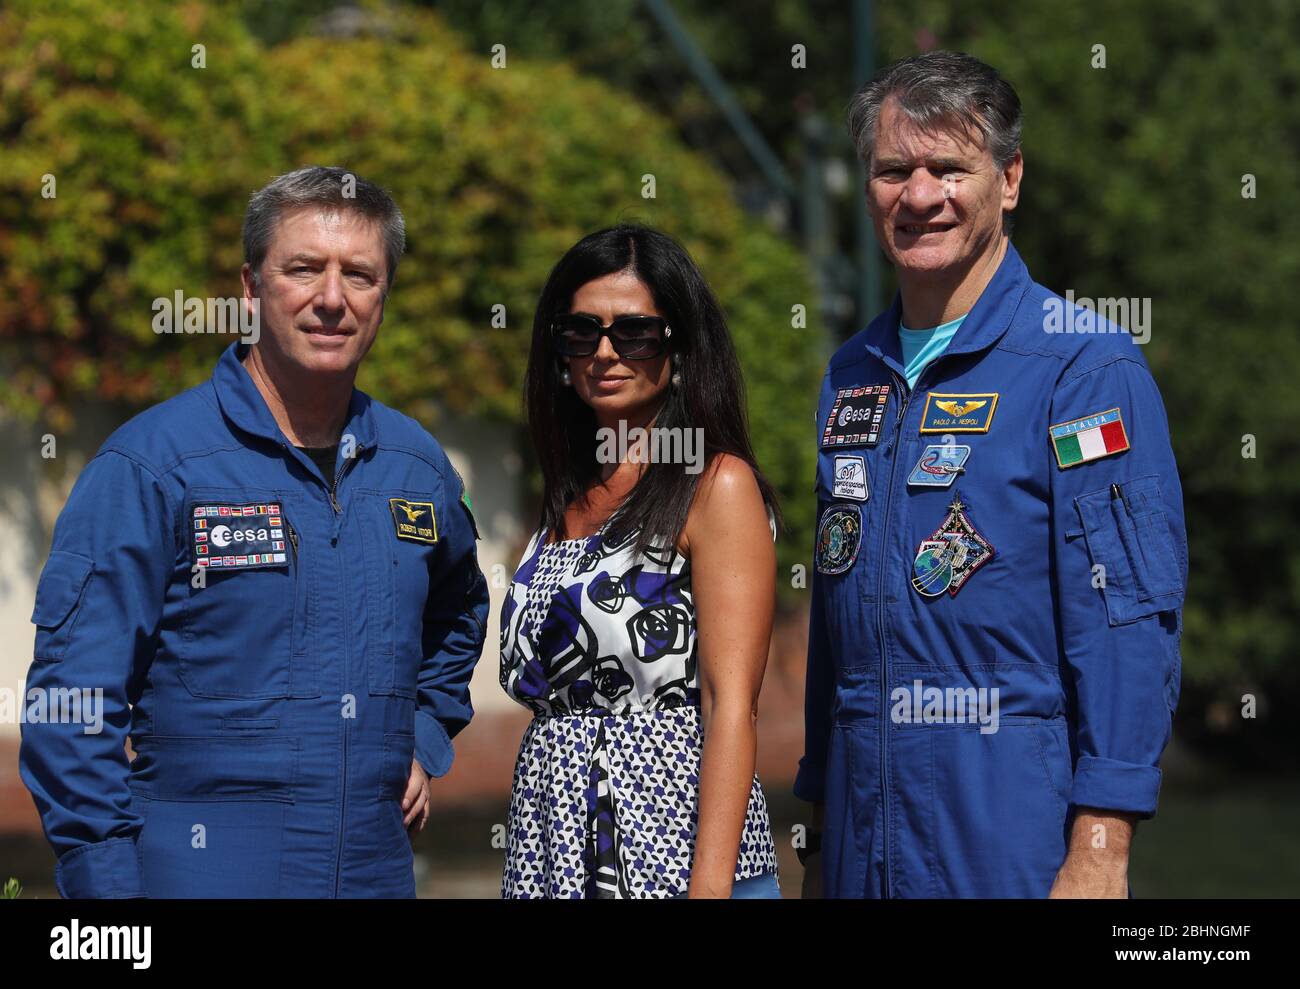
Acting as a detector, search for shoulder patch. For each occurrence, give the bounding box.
[450,464,480,540]
[1050,407,1130,468]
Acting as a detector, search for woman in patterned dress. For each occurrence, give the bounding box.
[500,224,783,898]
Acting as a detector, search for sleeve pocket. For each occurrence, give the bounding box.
[1075,475,1183,626]
[31,550,94,661]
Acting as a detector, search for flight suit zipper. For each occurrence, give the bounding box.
[326,444,362,897]
[874,350,960,897]
[330,456,351,514]
[876,369,910,898]
[286,518,301,658]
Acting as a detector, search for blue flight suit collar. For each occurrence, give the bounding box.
[861,240,1033,384]
[211,340,379,482]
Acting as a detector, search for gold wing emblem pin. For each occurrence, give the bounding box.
[398,502,427,522]
[936,399,987,417]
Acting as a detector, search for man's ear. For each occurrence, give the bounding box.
[240,263,259,320]
[1001,149,1024,213]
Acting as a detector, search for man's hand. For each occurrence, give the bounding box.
[800,852,824,899]
[1048,808,1136,898]
[800,804,824,898]
[401,759,430,838]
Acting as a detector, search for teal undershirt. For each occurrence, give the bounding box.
[899,313,967,389]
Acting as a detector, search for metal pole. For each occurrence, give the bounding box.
[641,0,796,201]
[853,0,881,332]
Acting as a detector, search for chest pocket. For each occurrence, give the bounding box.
[178,487,315,699]
[357,489,437,697]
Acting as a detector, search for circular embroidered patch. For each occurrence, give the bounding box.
[816,503,863,575]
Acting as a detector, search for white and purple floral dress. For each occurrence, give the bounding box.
[498,521,778,898]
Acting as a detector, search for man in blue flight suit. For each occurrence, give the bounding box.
[797,53,1186,897]
[20,166,489,897]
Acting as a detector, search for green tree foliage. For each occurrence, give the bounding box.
[875,0,1300,766]
[436,0,1300,756]
[5,0,1295,762]
[0,0,823,591]
[401,0,1300,762]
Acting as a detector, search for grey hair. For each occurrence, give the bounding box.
[242,165,406,296]
[847,51,1022,232]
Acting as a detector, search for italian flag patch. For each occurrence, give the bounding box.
[1050,407,1130,469]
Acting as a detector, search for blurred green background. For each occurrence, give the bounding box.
[1,0,1296,897]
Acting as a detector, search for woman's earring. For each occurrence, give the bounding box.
[561,367,572,386]
[670,354,682,389]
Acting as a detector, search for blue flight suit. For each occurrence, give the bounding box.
[20,341,489,898]
[797,243,1186,897]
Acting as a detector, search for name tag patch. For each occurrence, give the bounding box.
[907,444,971,487]
[192,503,287,569]
[919,392,999,433]
[821,385,890,448]
[390,498,438,544]
[832,455,869,501]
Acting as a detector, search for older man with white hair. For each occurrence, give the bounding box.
[797,52,1186,898]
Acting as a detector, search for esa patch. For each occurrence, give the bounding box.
[821,385,890,448]
[832,455,869,501]
[389,498,438,544]
[816,503,863,575]
[919,392,999,433]
[191,502,287,570]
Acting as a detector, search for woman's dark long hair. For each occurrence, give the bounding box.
[524,224,781,556]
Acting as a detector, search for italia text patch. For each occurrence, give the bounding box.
[821,384,890,448]
[389,498,438,544]
[919,392,999,433]
[192,503,287,570]
[1050,407,1130,469]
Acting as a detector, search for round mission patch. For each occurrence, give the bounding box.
[816,502,863,575]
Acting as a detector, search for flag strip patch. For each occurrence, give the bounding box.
[189,502,289,570]
[1050,407,1129,468]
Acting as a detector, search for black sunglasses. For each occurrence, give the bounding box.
[552,313,672,359]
